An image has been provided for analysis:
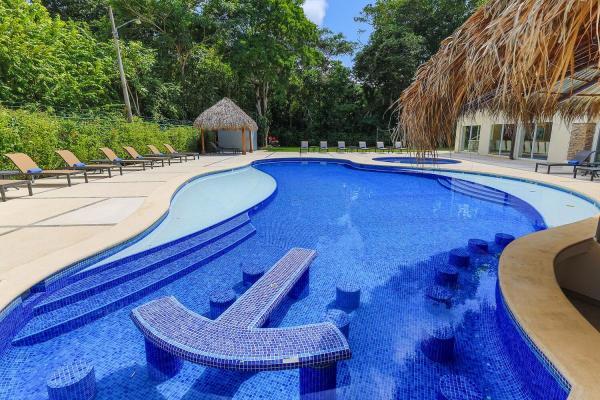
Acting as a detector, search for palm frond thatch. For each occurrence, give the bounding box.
[194,98,258,131]
[399,0,600,153]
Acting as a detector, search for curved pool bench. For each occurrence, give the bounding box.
[131,248,351,391]
[499,217,600,400]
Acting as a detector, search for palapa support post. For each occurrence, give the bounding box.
[200,128,205,155]
[242,127,247,155]
[249,129,254,153]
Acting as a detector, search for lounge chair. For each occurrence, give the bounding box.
[376,141,391,153]
[300,141,309,154]
[393,141,407,153]
[56,150,122,178]
[209,142,239,154]
[163,143,199,159]
[99,147,152,170]
[147,145,186,163]
[337,141,346,152]
[358,141,370,152]
[535,150,595,174]
[0,179,32,201]
[319,141,328,152]
[574,165,600,181]
[123,146,168,167]
[5,153,86,186]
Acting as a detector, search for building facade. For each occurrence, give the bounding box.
[454,111,599,162]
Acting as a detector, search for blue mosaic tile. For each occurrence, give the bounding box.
[0,160,574,400]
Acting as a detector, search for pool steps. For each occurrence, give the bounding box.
[437,177,515,206]
[12,214,255,346]
[33,213,253,316]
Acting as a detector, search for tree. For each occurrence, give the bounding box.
[354,0,482,122]
[0,0,115,110]
[206,0,321,146]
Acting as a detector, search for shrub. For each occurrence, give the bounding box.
[0,107,198,170]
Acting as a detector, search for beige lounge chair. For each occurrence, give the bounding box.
[56,150,122,178]
[99,147,151,170]
[0,179,32,201]
[5,153,86,186]
[164,143,199,159]
[147,145,186,162]
[123,146,168,167]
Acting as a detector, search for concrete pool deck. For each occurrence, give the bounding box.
[1,150,600,399]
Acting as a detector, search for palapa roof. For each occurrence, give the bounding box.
[194,98,258,131]
[399,0,600,152]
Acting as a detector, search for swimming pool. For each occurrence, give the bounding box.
[0,160,595,399]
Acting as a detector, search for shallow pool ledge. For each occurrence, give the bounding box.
[0,164,265,317]
[499,216,600,400]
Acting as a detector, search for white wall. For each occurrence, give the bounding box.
[217,130,258,151]
[455,112,598,163]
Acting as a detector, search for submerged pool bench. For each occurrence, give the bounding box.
[131,248,351,393]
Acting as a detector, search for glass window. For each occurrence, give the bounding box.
[489,124,516,156]
[521,123,552,159]
[461,125,480,152]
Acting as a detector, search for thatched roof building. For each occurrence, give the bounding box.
[399,0,600,152]
[194,98,258,154]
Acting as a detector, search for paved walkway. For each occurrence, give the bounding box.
[1,150,599,310]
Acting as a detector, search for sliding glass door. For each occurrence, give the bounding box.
[461,125,481,152]
[489,124,516,156]
[521,123,552,159]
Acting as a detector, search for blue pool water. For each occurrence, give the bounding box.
[0,161,571,399]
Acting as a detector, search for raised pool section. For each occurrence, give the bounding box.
[0,159,598,400]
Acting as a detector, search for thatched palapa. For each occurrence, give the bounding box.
[194,98,258,154]
[399,0,600,153]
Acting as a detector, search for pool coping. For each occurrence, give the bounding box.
[1,152,599,399]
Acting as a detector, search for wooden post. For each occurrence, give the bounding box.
[249,130,254,153]
[241,127,247,155]
[200,128,205,155]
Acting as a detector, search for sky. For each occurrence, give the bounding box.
[302,0,374,67]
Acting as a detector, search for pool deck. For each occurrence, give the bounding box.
[1,150,600,399]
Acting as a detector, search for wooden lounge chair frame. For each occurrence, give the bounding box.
[123,146,168,167]
[376,141,391,153]
[147,145,186,162]
[99,148,152,170]
[299,141,309,154]
[535,150,595,174]
[337,141,346,153]
[208,142,240,154]
[358,141,370,152]
[319,141,328,152]
[163,144,199,159]
[5,153,86,186]
[0,179,32,201]
[56,150,122,178]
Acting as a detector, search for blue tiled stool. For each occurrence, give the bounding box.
[437,374,482,400]
[324,309,350,339]
[242,265,264,286]
[144,338,183,381]
[435,265,459,286]
[47,361,96,400]
[299,362,338,398]
[209,289,237,319]
[449,249,470,267]
[495,233,515,247]
[425,285,453,307]
[335,282,361,311]
[467,239,488,253]
[421,325,455,363]
[290,269,310,299]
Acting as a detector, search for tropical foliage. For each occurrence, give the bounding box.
[0,0,482,147]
